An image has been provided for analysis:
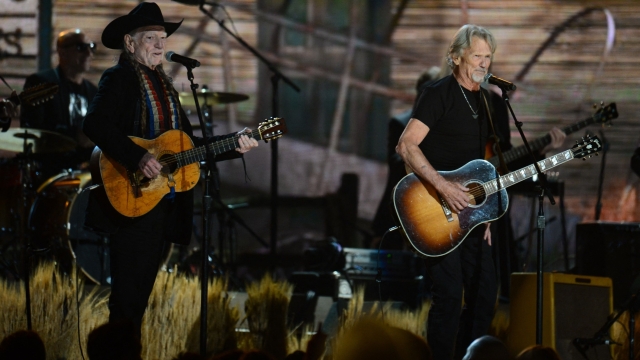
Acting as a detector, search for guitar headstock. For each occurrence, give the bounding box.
[258,117,288,142]
[16,83,59,106]
[592,102,618,126]
[572,135,602,160]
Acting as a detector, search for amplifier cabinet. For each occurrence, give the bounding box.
[575,221,640,308]
[508,272,613,360]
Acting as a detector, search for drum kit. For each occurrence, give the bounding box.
[0,127,107,283]
[0,88,249,285]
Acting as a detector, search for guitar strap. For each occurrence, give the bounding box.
[482,91,509,175]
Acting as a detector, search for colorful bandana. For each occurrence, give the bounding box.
[139,68,181,138]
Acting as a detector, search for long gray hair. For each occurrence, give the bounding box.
[446,24,496,69]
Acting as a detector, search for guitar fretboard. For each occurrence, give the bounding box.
[483,150,574,195]
[174,129,261,167]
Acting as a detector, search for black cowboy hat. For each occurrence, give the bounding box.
[101,2,183,50]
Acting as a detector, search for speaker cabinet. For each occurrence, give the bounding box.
[575,221,640,308]
[507,273,613,360]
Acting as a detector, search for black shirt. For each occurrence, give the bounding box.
[411,74,489,171]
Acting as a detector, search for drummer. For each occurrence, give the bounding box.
[20,28,98,176]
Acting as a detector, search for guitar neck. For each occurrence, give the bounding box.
[175,129,261,168]
[483,150,574,195]
[495,115,600,165]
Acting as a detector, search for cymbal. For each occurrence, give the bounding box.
[179,89,249,107]
[0,128,77,153]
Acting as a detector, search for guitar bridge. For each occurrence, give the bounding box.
[128,171,143,198]
[439,195,454,222]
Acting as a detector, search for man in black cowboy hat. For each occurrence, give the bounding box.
[83,2,259,336]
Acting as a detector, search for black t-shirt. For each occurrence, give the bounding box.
[411,74,489,171]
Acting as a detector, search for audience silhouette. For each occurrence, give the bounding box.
[462,335,511,360]
[0,330,46,360]
[87,321,142,360]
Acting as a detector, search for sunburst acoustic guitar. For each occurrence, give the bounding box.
[91,117,287,218]
[393,136,601,258]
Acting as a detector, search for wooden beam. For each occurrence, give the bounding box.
[220,24,238,131]
[175,25,414,103]
[224,2,426,63]
[328,0,358,153]
[169,16,209,79]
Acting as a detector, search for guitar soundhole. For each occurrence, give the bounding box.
[158,153,178,174]
[466,181,486,207]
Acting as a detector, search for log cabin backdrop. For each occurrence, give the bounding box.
[1,0,639,271]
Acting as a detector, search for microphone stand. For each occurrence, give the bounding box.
[181,64,215,356]
[499,86,556,345]
[182,54,270,359]
[199,1,300,264]
[20,135,34,331]
[200,96,269,281]
[199,90,227,270]
[572,286,640,360]
[594,129,609,221]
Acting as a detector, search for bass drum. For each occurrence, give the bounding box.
[28,171,172,285]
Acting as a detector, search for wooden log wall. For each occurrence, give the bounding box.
[2,0,640,226]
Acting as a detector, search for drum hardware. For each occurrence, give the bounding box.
[0,128,77,154]
[178,87,249,108]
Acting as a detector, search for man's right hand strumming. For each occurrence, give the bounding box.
[139,152,162,179]
[435,178,470,213]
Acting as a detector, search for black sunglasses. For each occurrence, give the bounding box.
[64,42,97,53]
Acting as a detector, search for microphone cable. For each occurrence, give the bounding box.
[376,226,401,318]
[75,257,86,360]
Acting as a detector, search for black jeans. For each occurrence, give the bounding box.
[108,199,172,338]
[426,228,497,360]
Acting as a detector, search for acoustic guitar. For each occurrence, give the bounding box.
[485,102,617,170]
[393,136,601,258]
[91,117,287,218]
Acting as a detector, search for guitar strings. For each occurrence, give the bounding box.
[156,129,260,167]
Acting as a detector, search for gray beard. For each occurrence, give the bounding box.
[472,72,485,83]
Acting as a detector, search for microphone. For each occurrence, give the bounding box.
[484,73,517,91]
[170,0,202,5]
[165,51,201,68]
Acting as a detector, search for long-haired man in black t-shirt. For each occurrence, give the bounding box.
[395,24,498,360]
